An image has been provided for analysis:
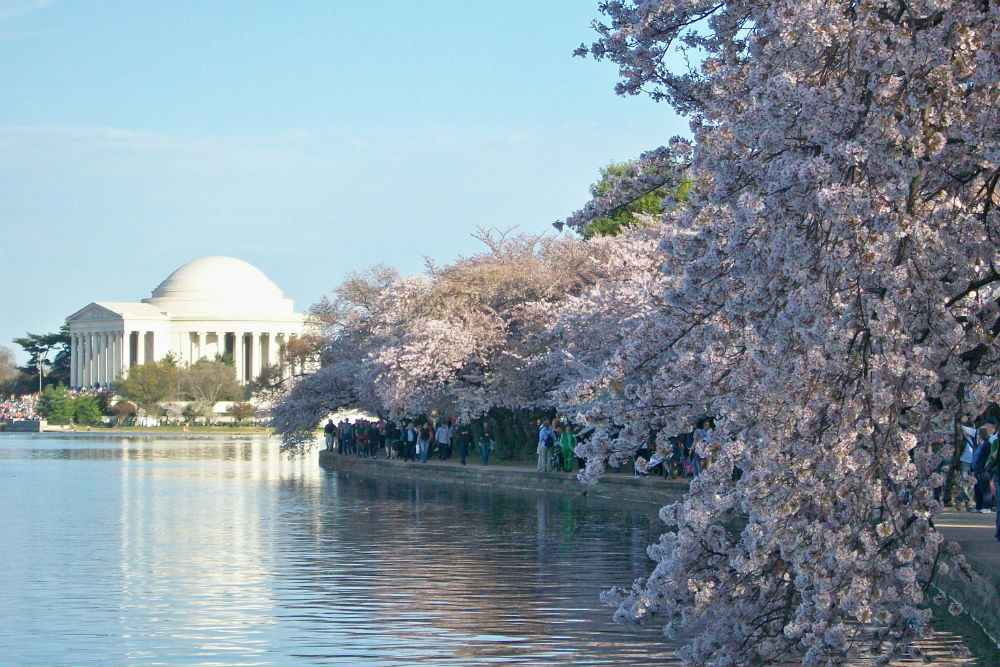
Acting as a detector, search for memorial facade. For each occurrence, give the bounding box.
[66,256,306,387]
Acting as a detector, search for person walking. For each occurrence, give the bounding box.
[973,422,997,512]
[418,422,433,463]
[323,419,335,451]
[537,420,555,473]
[693,418,713,473]
[959,421,978,511]
[456,422,471,465]
[404,423,417,462]
[560,423,577,473]
[479,433,493,466]
[435,421,451,461]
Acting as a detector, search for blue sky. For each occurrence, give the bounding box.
[0,0,686,364]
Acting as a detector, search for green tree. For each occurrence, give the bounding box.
[36,384,74,424]
[580,162,689,239]
[115,361,177,413]
[13,325,71,389]
[178,358,242,405]
[73,395,102,426]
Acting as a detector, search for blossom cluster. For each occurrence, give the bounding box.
[270,227,660,443]
[568,0,1000,663]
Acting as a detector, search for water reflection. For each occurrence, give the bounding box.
[0,434,674,665]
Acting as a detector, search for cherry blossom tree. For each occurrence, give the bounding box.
[269,265,398,447]
[562,0,999,663]
[271,228,633,456]
[365,229,600,441]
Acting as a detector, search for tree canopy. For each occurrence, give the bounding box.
[12,325,70,388]
[578,161,688,239]
[36,385,74,424]
[561,0,1000,663]
[115,361,177,412]
[178,358,243,405]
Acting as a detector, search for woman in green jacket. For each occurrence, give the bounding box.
[560,424,577,473]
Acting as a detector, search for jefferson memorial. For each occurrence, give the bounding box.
[66,256,306,387]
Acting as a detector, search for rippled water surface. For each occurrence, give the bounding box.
[0,434,676,666]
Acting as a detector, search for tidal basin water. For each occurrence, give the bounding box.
[0,433,676,666]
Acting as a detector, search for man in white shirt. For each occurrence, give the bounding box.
[435,421,452,460]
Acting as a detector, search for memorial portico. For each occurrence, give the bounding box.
[66,256,306,387]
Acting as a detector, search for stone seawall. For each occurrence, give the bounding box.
[317,449,687,509]
[0,419,45,432]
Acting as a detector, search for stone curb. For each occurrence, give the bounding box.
[317,449,687,507]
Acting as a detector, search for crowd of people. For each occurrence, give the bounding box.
[631,414,1000,542]
[1,393,38,421]
[952,415,1000,542]
[1,386,112,425]
[534,419,583,473]
[324,417,502,466]
[630,418,718,480]
[322,413,716,479]
[323,416,593,472]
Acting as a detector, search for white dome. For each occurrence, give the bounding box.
[143,256,296,318]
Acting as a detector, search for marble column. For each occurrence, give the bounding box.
[99,333,106,382]
[250,332,262,381]
[69,334,78,387]
[78,333,84,387]
[100,332,108,385]
[266,332,277,369]
[83,333,92,386]
[107,333,114,382]
[94,332,102,385]
[198,331,206,361]
[94,332,100,383]
[234,331,244,383]
[108,333,114,382]
[122,331,132,375]
[81,334,88,387]
[111,333,120,381]
[103,332,111,384]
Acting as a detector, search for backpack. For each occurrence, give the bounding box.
[544,430,556,448]
[987,440,999,474]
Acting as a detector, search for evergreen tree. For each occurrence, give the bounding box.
[12,325,71,388]
[36,385,73,424]
[73,395,102,426]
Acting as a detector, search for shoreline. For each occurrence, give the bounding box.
[318,448,688,508]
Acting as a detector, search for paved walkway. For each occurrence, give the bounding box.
[935,507,1000,577]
